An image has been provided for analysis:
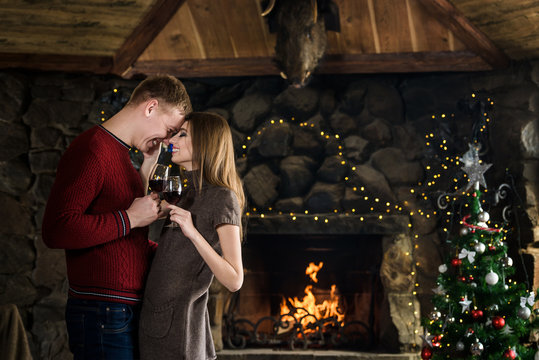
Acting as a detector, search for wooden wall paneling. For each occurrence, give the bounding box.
[138,3,205,61]
[218,0,272,58]
[372,0,413,53]
[327,0,376,55]
[186,0,235,59]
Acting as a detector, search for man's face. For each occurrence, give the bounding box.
[137,103,185,153]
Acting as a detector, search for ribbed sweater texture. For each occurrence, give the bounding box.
[42,125,156,304]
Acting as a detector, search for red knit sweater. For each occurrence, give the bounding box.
[42,125,157,305]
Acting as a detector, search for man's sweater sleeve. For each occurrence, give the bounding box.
[42,146,131,250]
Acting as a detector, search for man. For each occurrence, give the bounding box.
[42,75,192,359]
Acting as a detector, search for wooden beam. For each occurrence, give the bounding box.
[416,0,510,69]
[111,0,188,76]
[0,53,112,74]
[124,51,492,78]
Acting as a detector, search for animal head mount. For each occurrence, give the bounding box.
[262,0,340,88]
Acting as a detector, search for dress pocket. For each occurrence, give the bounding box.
[140,301,174,339]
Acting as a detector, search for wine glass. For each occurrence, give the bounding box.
[163,176,182,227]
[148,164,169,194]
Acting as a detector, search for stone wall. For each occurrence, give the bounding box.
[0,61,538,359]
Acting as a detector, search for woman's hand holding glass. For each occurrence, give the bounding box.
[168,205,197,238]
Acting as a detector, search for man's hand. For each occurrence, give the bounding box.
[126,193,161,228]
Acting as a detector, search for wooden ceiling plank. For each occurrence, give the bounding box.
[452,0,539,59]
[185,0,235,59]
[327,0,376,55]
[126,50,491,78]
[0,53,112,74]
[138,2,207,61]
[366,0,381,53]
[416,0,509,68]
[407,0,466,52]
[0,3,153,56]
[219,0,270,58]
[111,0,188,76]
[406,0,419,52]
[373,0,413,53]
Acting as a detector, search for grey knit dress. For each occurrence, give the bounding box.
[139,173,241,360]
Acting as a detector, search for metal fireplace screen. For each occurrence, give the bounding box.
[223,234,383,350]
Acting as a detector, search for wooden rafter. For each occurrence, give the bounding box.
[0,53,112,74]
[111,0,188,76]
[125,51,491,79]
[416,0,510,69]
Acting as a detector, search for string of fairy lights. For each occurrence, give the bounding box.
[236,92,506,348]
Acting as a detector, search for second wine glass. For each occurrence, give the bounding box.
[163,176,182,228]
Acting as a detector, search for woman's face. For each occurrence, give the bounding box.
[169,121,194,170]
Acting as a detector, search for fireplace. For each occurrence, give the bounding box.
[225,233,384,351]
[209,213,420,358]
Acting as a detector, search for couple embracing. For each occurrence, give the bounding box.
[42,75,245,360]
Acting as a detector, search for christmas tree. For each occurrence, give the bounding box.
[420,144,539,359]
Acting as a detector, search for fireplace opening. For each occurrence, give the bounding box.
[223,233,385,351]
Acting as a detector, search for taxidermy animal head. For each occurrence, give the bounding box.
[262,0,340,88]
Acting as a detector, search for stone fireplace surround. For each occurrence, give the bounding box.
[0,61,538,359]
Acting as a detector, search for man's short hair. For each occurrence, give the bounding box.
[127,75,192,114]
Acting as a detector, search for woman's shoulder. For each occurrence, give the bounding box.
[204,184,238,203]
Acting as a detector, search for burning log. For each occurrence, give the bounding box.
[261,0,340,88]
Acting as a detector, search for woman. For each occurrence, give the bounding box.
[139,112,245,360]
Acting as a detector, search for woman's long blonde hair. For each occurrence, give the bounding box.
[185,111,246,224]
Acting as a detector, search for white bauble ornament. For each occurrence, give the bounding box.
[470,341,484,355]
[474,242,486,254]
[429,310,441,321]
[502,257,513,267]
[478,211,490,223]
[470,282,478,288]
[485,270,499,285]
[518,306,531,320]
[439,264,448,273]
[456,341,465,351]
[460,227,469,236]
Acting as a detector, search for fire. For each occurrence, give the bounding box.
[305,261,323,282]
[280,262,344,331]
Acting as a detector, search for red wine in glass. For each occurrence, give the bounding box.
[149,179,166,193]
[149,163,169,194]
[163,191,181,205]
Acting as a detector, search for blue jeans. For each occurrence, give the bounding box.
[65,298,140,360]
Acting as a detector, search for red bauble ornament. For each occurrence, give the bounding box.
[458,276,467,282]
[492,316,505,329]
[451,258,462,267]
[421,346,433,359]
[489,245,496,251]
[471,309,484,320]
[468,275,474,281]
[432,335,442,347]
[503,349,516,359]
